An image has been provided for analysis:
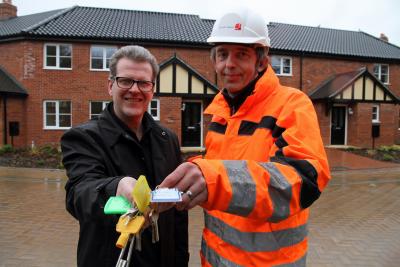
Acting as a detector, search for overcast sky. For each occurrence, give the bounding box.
[11,0,400,47]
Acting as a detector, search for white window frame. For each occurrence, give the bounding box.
[372,105,380,123]
[148,99,160,121]
[90,101,109,119]
[373,64,389,84]
[90,45,117,71]
[43,100,72,129]
[271,56,292,76]
[43,43,72,70]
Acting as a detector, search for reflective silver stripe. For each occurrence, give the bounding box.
[223,160,256,216]
[259,162,292,222]
[205,212,308,252]
[201,238,242,267]
[274,254,307,267]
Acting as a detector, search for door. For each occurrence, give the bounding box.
[181,101,202,147]
[331,106,346,145]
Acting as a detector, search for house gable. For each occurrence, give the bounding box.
[309,67,400,104]
[156,55,218,97]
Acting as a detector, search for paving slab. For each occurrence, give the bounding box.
[0,148,399,266]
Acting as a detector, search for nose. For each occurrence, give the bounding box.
[225,54,236,68]
[128,81,141,92]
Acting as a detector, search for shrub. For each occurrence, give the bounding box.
[0,144,14,155]
[382,153,395,161]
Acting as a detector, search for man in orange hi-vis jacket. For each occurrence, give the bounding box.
[160,7,331,267]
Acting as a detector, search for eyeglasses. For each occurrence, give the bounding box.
[112,77,155,92]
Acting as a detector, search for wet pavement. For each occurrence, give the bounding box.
[0,149,400,267]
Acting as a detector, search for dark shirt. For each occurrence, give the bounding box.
[222,69,266,115]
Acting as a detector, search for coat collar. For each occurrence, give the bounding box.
[205,65,281,120]
[99,102,163,147]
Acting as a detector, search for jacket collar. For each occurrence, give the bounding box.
[205,65,281,120]
[99,102,160,147]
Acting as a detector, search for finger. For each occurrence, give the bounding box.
[186,190,208,209]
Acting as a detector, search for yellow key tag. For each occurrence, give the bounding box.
[116,215,145,234]
[132,175,151,213]
[115,216,145,248]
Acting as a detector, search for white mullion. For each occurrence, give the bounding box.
[55,101,60,127]
[103,48,107,70]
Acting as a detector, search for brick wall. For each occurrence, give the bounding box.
[1,40,399,148]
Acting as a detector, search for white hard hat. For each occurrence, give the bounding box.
[207,8,270,47]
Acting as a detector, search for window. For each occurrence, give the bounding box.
[90,46,117,70]
[148,99,160,120]
[373,64,389,84]
[90,101,109,119]
[271,56,292,76]
[44,44,72,69]
[372,105,380,123]
[43,100,71,129]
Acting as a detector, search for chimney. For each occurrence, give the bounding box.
[0,0,17,20]
[379,33,389,42]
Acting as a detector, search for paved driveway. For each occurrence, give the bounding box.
[0,150,400,266]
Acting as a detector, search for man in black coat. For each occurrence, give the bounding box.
[61,45,189,267]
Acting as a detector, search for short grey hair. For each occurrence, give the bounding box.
[109,45,159,81]
[210,45,269,70]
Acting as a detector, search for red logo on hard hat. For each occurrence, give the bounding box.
[234,23,241,30]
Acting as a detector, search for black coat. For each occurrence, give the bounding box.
[61,103,189,267]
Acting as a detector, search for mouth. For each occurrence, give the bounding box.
[124,97,143,102]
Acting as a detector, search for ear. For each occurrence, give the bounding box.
[257,56,268,72]
[107,80,113,96]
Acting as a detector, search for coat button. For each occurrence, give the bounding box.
[162,131,166,136]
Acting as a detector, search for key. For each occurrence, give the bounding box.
[150,209,160,243]
[121,207,139,226]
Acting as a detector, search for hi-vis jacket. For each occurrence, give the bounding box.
[192,66,331,267]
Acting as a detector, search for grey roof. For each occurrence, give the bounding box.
[0,6,214,45]
[0,9,64,36]
[268,22,400,60]
[0,65,28,96]
[1,6,400,60]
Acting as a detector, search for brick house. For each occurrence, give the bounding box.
[0,1,399,149]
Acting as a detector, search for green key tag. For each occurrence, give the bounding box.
[104,196,133,215]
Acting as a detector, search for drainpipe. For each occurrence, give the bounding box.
[299,53,304,90]
[3,95,7,145]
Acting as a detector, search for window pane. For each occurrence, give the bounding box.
[60,57,71,68]
[46,56,56,67]
[46,102,56,113]
[91,58,103,69]
[46,45,56,56]
[105,59,111,69]
[151,100,157,109]
[271,56,281,74]
[60,45,71,56]
[373,65,379,75]
[59,101,71,113]
[59,115,71,127]
[91,102,103,114]
[283,66,291,74]
[106,47,117,58]
[283,58,291,67]
[380,65,388,74]
[91,47,103,58]
[46,114,56,126]
[381,74,388,83]
[272,65,280,74]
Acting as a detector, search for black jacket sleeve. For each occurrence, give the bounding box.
[61,127,122,221]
